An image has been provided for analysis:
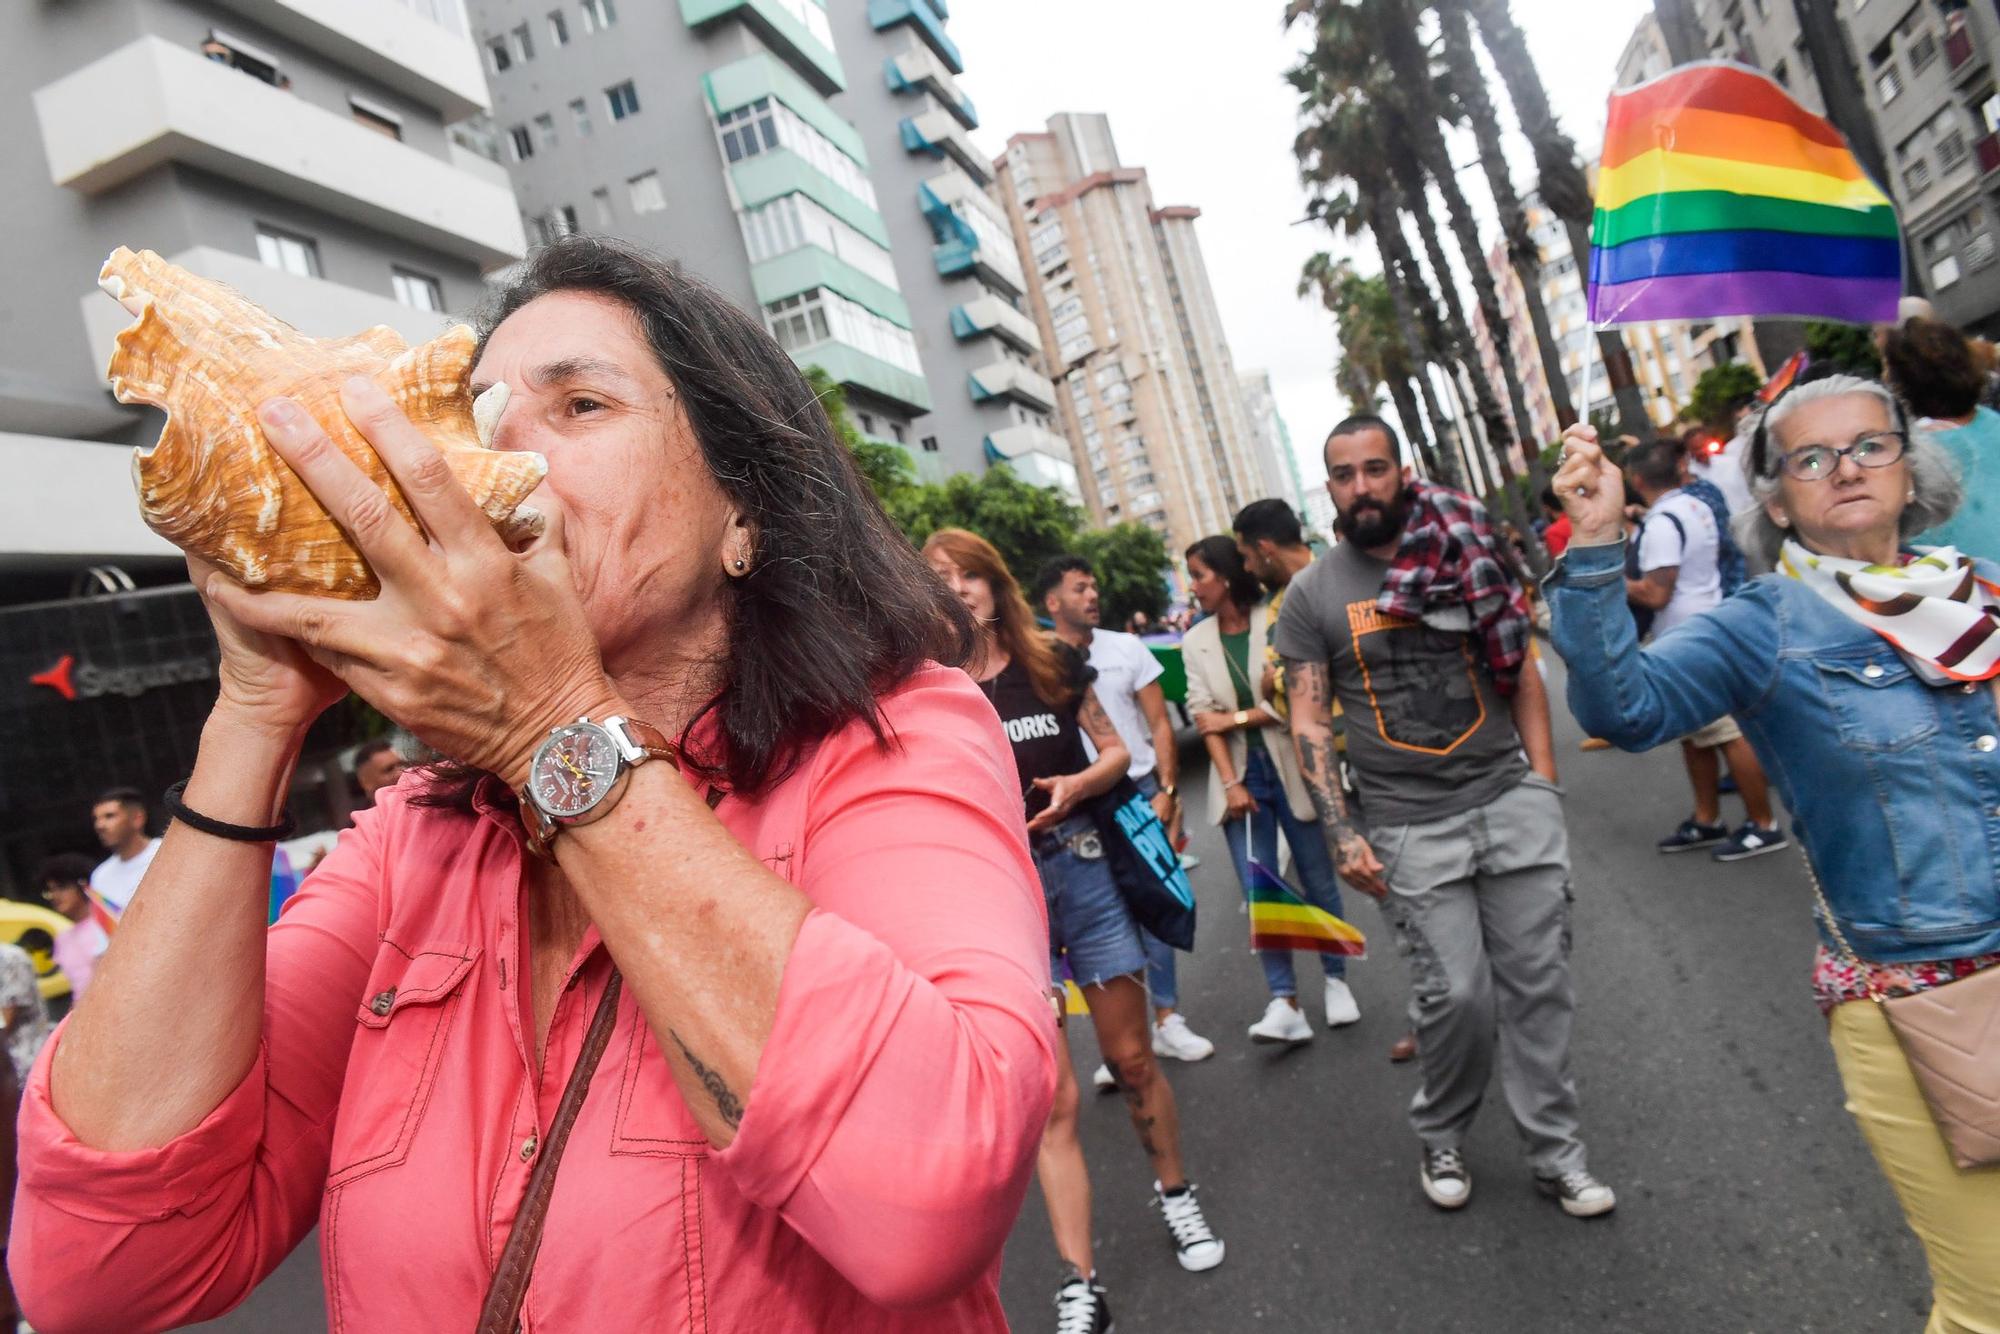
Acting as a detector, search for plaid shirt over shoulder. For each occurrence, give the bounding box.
[1378,481,1531,696]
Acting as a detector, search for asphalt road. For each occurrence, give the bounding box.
[188,657,1931,1334]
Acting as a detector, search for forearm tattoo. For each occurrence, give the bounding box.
[1283,658,1370,871]
[1077,688,1118,750]
[670,1030,743,1129]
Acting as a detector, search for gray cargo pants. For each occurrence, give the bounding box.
[1373,772,1588,1175]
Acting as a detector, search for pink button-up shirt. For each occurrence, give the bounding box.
[12,667,1056,1332]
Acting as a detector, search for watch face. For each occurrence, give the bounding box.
[532,723,622,818]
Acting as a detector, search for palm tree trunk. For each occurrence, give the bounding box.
[1465,0,1652,441]
[1445,362,1496,499]
[1369,199,1455,482]
[1439,0,1576,428]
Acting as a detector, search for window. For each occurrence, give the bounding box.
[858,412,877,435]
[392,268,444,312]
[1933,254,1962,288]
[1905,159,1933,196]
[579,0,616,32]
[569,97,592,137]
[508,123,534,161]
[534,112,558,150]
[510,23,534,62]
[1909,31,1940,73]
[627,170,666,214]
[1938,129,1968,171]
[712,98,877,207]
[205,30,285,86]
[1878,65,1903,104]
[891,422,907,443]
[762,289,923,377]
[737,194,901,289]
[350,96,403,140]
[486,37,511,73]
[554,204,580,236]
[547,9,569,45]
[605,80,640,121]
[255,225,320,279]
[592,186,614,226]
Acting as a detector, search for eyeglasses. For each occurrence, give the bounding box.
[1776,430,1906,481]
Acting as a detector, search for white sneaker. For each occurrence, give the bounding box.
[1152,1013,1215,1061]
[1179,852,1201,870]
[1247,997,1313,1044]
[1322,977,1361,1028]
[1152,1180,1225,1272]
[1091,1062,1117,1093]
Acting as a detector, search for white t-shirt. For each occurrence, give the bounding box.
[1690,435,1756,516]
[90,837,161,912]
[1638,488,1723,639]
[1082,629,1165,780]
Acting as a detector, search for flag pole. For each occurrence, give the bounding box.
[1578,324,1597,434]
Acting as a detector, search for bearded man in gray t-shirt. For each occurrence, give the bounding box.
[1273,415,1616,1222]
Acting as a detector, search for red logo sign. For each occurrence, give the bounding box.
[30,655,77,701]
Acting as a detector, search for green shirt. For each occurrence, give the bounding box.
[1220,628,1267,755]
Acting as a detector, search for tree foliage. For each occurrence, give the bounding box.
[1687,362,1764,429]
[1804,320,1884,377]
[809,367,1173,628]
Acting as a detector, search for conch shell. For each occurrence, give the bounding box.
[99,247,547,598]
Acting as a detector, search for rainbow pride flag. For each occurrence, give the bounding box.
[1246,859,1366,957]
[1589,61,1901,326]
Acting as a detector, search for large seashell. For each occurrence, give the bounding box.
[99,247,547,598]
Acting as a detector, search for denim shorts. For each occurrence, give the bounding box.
[1033,813,1147,990]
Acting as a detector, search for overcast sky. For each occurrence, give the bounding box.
[949,0,1652,486]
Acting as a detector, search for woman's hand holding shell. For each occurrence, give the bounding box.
[203,377,621,788]
[1554,424,1630,549]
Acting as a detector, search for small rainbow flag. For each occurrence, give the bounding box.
[1590,62,1901,327]
[86,887,119,937]
[1247,859,1365,957]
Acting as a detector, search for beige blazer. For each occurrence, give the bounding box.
[1180,603,1316,825]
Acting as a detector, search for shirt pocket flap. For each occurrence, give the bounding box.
[355,946,480,1029]
[1814,655,1915,689]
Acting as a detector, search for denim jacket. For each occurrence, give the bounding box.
[1547,539,2000,964]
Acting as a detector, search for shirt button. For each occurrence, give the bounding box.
[1963,683,1980,695]
[1863,663,1884,679]
[1977,736,1998,753]
[369,988,396,1016]
[520,1133,538,1162]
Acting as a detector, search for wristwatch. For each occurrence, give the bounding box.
[518,715,676,858]
[1233,709,1252,727]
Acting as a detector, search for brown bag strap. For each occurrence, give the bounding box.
[476,968,625,1334]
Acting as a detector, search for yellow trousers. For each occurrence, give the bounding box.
[1828,1000,2000,1334]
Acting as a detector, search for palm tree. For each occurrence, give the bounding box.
[1463,0,1652,438]
[1299,250,1428,458]
[1436,0,1575,428]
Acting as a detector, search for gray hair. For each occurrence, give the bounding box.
[1733,373,1963,568]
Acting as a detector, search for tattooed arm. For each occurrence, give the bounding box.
[1027,685,1130,832]
[1283,656,1389,897]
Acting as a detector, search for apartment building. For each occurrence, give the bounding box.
[3,0,520,888]
[822,1,1074,494]
[992,113,1265,557]
[467,0,936,448]
[1692,0,2000,334]
[1237,370,1312,516]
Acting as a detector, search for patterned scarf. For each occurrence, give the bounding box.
[1380,481,1531,696]
[1779,539,2000,685]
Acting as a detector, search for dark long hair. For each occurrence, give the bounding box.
[1184,536,1262,614]
[419,237,971,802]
[922,528,1076,709]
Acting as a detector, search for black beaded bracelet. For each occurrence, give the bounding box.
[164,778,297,843]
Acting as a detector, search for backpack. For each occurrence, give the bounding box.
[1677,479,1748,596]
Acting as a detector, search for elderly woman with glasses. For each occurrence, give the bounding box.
[1544,374,2000,1333]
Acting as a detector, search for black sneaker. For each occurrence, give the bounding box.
[1151,1180,1225,1271]
[1053,1267,1113,1334]
[1657,819,1728,853]
[1713,822,1790,862]
[1535,1168,1618,1217]
[1420,1146,1471,1210]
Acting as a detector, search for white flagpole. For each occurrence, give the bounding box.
[1578,323,1597,432]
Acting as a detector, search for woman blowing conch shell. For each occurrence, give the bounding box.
[99,245,545,597]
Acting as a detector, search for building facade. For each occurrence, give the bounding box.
[468,0,935,448]
[1237,370,1312,516]
[1689,0,2000,334]
[4,0,518,890]
[823,1,1073,495]
[992,113,1266,558]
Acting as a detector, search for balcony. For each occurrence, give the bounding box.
[210,0,488,119]
[950,295,1041,353]
[682,0,845,94]
[884,45,976,129]
[984,424,1080,502]
[34,38,525,266]
[0,434,179,562]
[789,340,930,413]
[1979,130,2000,177]
[868,0,963,74]
[899,109,990,184]
[1946,18,1987,85]
[968,360,1056,411]
[919,182,1023,295]
[78,245,469,387]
